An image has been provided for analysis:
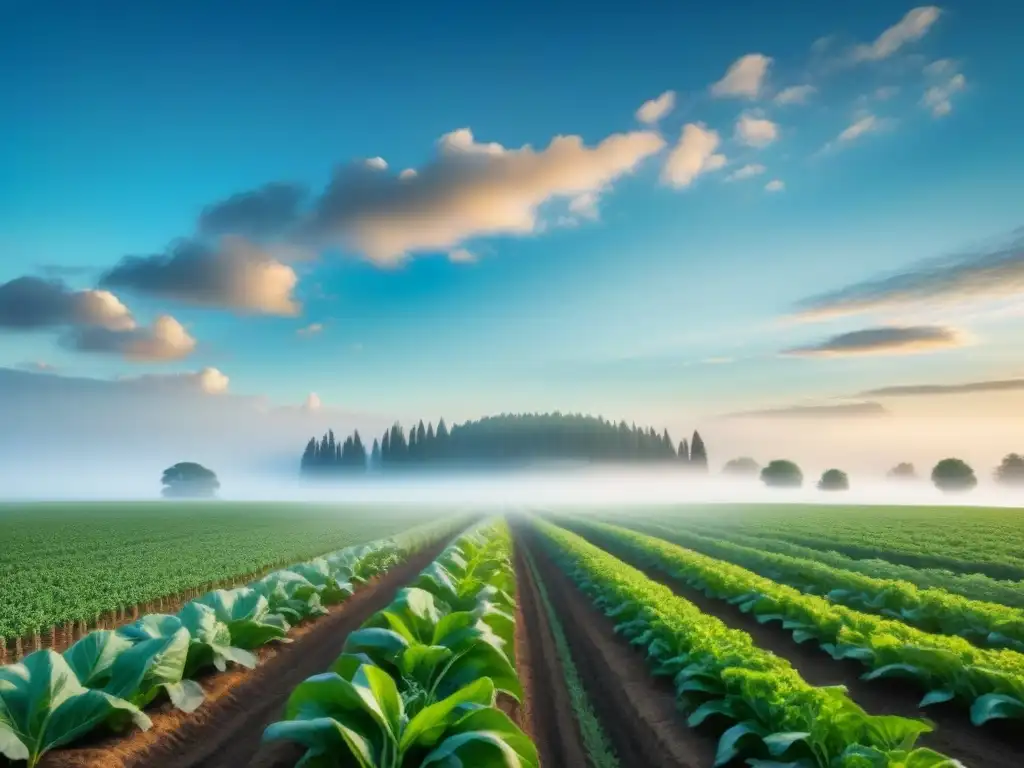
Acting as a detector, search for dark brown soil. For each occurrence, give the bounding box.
[38,541,448,768]
[511,531,591,768]
[515,524,718,768]
[606,545,1024,768]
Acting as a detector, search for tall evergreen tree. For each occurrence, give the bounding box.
[690,430,708,471]
[381,430,391,463]
[370,438,381,469]
[301,437,317,472]
[408,426,418,461]
[679,439,690,464]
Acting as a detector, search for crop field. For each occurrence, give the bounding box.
[1,503,1023,768]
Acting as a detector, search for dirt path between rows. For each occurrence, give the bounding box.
[511,529,591,767]
[40,541,447,768]
[584,535,1023,768]
[516,524,718,768]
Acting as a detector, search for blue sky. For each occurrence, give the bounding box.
[2,0,1023,430]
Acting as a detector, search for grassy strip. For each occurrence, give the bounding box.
[521,544,621,768]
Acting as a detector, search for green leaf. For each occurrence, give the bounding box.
[763,731,810,756]
[343,628,411,670]
[424,707,539,768]
[919,689,956,708]
[400,678,496,751]
[715,721,768,766]
[63,630,135,687]
[687,698,741,727]
[0,650,151,767]
[970,693,1024,725]
[263,717,376,768]
[863,714,933,751]
[103,628,195,710]
[861,663,930,684]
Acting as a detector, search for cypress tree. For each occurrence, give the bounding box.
[381,430,391,464]
[690,430,708,471]
[679,439,690,464]
[301,437,317,473]
[408,426,418,461]
[370,438,381,469]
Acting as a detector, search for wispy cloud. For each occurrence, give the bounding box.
[922,73,966,117]
[724,164,766,182]
[851,6,942,62]
[792,229,1024,321]
[297,322,324,336]
[858,378,1024,398]
[765,179,785,193]
[635,90,676,124]
[839,114,881,142]
[774,85,816,106]
[721,401,889,419]
[782,325,965,357]
[710,54,772,99]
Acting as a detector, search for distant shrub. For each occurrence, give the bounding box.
[818,468,850,492]
[162,462,220,499]
[761,460,803,489]
[723,457,760,477]
[995,453,1024,488]
[887,462,916,480]
[931,458,977,493]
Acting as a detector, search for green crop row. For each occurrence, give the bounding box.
[0,502,445,639]
[562,517,1024,727]
[610,518,1024,653]
[532,519,957,768]
[0,518,454,768]
[680,505,1024,583]
[652,517,1024,610]
[262,520,540,767]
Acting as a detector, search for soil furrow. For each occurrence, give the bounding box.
[515,524,717,768]
[619,552,1023,768]
[39,541,449,768]
[511,530,591,767]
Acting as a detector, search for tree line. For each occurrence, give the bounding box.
[722,453,1024,493]
[299,413,710,476]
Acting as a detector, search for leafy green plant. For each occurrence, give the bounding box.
[264,520,539,767]
[0,650,151,768]
[264,655,537,767]
[534,519,958,767]
[561,517,1024,726]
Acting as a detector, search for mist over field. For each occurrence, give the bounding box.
[4,463,1023,508]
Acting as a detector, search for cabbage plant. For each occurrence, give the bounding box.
[193,587,290,648]
[0,650,150,768]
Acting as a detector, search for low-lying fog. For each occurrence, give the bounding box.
[3,464,1022,508]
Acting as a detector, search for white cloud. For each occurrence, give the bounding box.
[765,179,785,192]
[101,237,300,316]
[448,248,477,263]
[774,85,816,106]
[735,113,779,147]
[69,315,197,362]
[838,114,880,142]
[924,58,957,77]
[297,322,324,336]
[922,73,966,117]
[365,157,388,170]
[725,163,766,182]
[302,392,322,411]
[310,127,665,263]
[635,90,676,124]
[853,6,942,62]
[661,123,727,189]
[120,367,230,395]
[711,54,772,99]
[399,168,417,179]
[874,86,901,101]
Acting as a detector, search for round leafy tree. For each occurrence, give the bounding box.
[931,458,977,493]
[722,457,760,477]
[161,462,220,499]
[995,453,1024,487]
[887,462,916,481]
[818,468,850,491]
[760,459,803,489]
